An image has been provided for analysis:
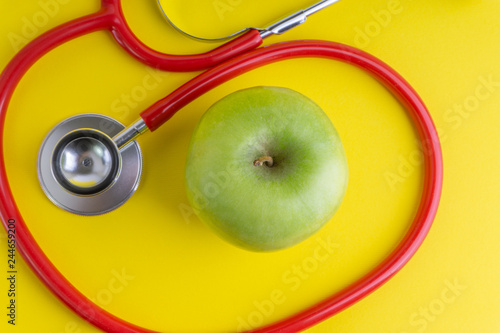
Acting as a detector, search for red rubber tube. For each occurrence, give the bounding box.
[105,0,264,72]
[0,1,443,332]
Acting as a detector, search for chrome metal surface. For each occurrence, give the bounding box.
[38,114,142,216]
[113,118,148,149]
[303,0,342,16]
[156,0,341,41]
[53,129,121,195]
[259,0,342,38]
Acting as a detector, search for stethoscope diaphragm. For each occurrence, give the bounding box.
[37,114,142,215]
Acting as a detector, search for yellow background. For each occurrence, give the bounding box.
[1,0,499,332]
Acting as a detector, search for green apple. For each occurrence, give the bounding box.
[185,86,348,251]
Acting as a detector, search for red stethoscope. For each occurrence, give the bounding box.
[0,0,443,332]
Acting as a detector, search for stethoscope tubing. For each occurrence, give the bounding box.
[0,1,443,332]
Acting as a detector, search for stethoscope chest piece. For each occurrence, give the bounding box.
[37,114,142,215]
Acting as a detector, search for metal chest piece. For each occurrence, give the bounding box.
[37,114,142,216]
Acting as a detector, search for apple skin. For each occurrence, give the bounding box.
[185,86,348,252]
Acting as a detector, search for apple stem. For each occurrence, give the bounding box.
[254,156,274,167]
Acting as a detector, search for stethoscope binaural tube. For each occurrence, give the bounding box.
[0,1,443,332]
